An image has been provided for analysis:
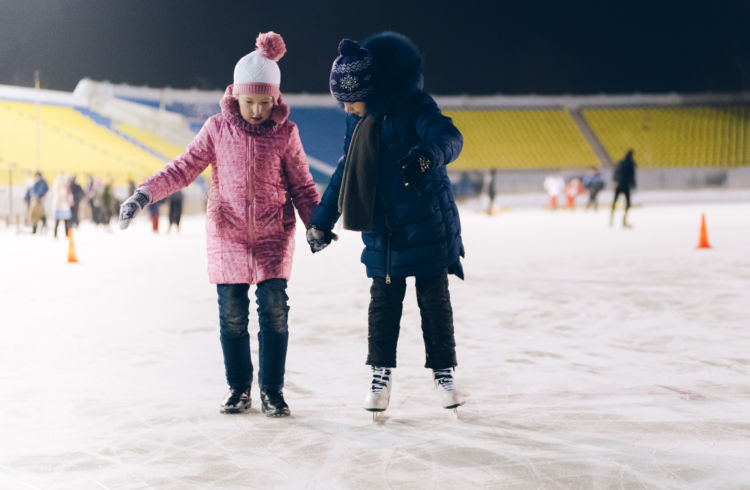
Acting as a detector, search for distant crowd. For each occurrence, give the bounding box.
[23,172,185,235]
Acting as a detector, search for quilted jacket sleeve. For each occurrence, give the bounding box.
[308,155,345,232]
[141,117,216,203]
[412,94,463,167]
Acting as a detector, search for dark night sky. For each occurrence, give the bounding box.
[1,0,748,95]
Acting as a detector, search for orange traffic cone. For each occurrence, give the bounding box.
[696,213,711,249]
[67,228,79,263]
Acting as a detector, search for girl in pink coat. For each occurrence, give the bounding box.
[119,32,320,417]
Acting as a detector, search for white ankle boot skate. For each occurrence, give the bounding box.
[363,366,392,412]
[433,368,465,409]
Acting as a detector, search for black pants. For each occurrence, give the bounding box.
[367,270,457,369]
[586,189,601,210]
[612,186,631,211]
[53,219,71,238]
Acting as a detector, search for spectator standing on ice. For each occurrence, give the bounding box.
[147,198,162,233]
[167,189,183,233]
[26,171,48,234]
[582,166,605,211]
[69,175,85,227]
[50,173,73,238]
[543,172,565,210]
[119,32,320,417]
[86,175,102,224]
[307,32,466,415]
[564,177,583,210]
[485,168,498,215]
[100,178,115,226]
[610,149,637,227]
[127,176,136,197]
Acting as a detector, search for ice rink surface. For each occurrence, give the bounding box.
[1,192,749,489]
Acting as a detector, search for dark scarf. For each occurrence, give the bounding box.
[338,114,382,231]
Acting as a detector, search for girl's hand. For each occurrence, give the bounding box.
[119,188,151,230]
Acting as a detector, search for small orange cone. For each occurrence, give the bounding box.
[67,228,79,263]
[696,213,711,249]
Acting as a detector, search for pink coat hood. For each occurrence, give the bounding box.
[141,85,320,284]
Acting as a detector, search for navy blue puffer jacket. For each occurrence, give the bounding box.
[310,32,465,280]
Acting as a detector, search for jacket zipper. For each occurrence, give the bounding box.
[247,136,256,282]
[381,193,392,284]
[385,228,392,285]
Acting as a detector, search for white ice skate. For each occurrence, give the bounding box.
[433,368,465,412]
[363,367,392,420]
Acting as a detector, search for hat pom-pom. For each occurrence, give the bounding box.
[338,39,361,56]
[256,31,286,61]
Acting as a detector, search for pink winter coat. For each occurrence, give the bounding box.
[141,86,320,284]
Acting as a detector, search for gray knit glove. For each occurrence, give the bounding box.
[306,225,338,253]
[119,188,151,230]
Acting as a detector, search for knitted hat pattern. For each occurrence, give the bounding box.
[232,31,287,101]
[329,39,376,102]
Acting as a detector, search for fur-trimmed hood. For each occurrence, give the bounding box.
[362,31,424,115]
[220,84,290,135]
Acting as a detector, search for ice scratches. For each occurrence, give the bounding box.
[0,468,43,490]
[522,350,564,359]
[655,385,708,401]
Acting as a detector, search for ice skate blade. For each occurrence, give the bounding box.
[220,405,251,414]
[369,411,388,423]
[443,400,465,409]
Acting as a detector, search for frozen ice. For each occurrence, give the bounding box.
[1,192,749,489]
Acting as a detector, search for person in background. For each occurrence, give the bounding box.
[610,149,637,228]
[147,198,162,233]
[26,171,49,234]
[485,168,498,215]
[168,189,184,233]
[86,175,102,224]
[127,175,136,197]
[582,166,605,211]
[69,175,85,227]
[543,172,565,210]
[100,178,115,226]
[50,173,73,238]
[564,177,583,210]
[307,32,466,415]
[119,32,320,417]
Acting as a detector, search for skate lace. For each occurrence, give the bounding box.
[370,367,391,394]
[434,368,456,391]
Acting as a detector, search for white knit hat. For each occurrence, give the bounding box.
[232,31,287,101]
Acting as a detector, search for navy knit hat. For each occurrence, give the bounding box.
[329,39,376,102]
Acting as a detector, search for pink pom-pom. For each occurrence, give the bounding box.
[256,31,286,61]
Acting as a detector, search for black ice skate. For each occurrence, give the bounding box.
[221,386,251,414]
[260,388,290,417]
[433,368,465,411]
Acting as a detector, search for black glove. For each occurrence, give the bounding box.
[119,188,151,230]
[306,225,338,253]
[398,149,432,188]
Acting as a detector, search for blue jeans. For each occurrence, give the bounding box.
[217,279,289,391]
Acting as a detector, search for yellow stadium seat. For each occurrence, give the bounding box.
[583,106,749,168]
[445,108,599,170]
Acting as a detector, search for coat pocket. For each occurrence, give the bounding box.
[253,187,284,236]
[207,199,247,243]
